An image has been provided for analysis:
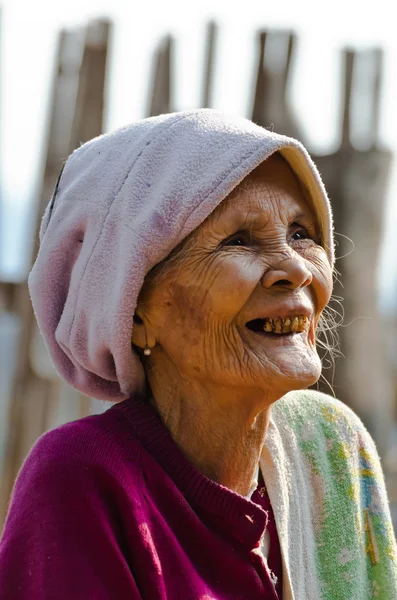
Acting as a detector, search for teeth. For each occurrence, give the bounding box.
[263,315,309,334]
[282,317,291,333]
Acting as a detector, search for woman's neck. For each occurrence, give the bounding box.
[148,375,273,497]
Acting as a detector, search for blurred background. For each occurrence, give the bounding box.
[1,0,397,531]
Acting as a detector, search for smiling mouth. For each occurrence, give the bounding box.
[245,315,310,335]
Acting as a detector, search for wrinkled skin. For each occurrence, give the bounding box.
[131,153,333,495]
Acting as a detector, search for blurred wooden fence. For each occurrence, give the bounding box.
[0,18,396,529]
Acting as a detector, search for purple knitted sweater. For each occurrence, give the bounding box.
[0,395,281,599]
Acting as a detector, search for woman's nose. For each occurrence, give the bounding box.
[261,254,313,290]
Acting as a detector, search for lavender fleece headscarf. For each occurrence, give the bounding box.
[28,109,334,402]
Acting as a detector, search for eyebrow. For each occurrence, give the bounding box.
[292,211,312,222]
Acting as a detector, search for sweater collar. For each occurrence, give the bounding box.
[113,394,268,549]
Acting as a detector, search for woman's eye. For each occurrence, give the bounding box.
[224,235,249,247]
[291,224,310,241]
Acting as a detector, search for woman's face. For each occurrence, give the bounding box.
[136,154,333,397]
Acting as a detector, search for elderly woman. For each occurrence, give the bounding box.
[0,110,396,599]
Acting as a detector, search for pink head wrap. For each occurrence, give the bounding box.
[28,109,333,401]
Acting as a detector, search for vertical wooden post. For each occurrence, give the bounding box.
[147,35,173,117]
[340,48,354,151]
[1,19,110,527]
[251,29,301,141]
[314,48,394,459]
[69,19,111,151]
[251,31,267,126]
[201,21,218,109]
[1,28,82,524]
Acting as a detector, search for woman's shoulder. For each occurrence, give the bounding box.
[18,404,143,485]
[1,407,148,597]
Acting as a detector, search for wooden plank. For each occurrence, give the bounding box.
[251,29,301,141]
[147,35,173,117]
[69,19,111,151]
[251,31,266,127]
[1,29,81,524]
[1,20,110,526]
[313,47,395,459]
[340,48,354,150]
[201,21,218,108]
[370,48,383,149]
[0,282,18,312]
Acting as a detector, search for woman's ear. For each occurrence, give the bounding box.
[131,312,156,351]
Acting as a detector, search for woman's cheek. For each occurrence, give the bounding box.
[205,256,263,316]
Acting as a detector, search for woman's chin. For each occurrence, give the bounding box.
[281,366,321,392]
[258,346,322,392]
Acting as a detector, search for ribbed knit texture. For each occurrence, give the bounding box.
[0,393,279,599]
